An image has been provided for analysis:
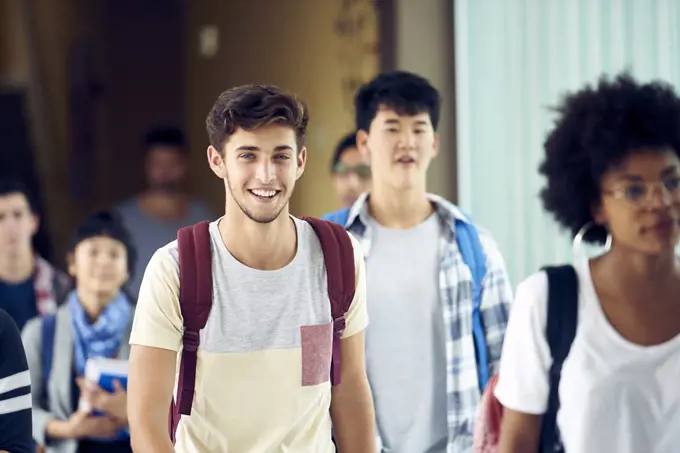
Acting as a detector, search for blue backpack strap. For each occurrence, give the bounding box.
[540,265,578,453]
[40,314,57,399]
[320,207,351,227]
[454,218,489,391]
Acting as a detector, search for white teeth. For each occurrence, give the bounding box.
[251,189,277,198]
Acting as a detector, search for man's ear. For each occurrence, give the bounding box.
[30,213,40,237]
[356,130,370,161]
[296,147,307,180]
[66,252,76,277]
[207,145,226,178]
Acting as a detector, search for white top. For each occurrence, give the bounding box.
[365,214,448,453]
[494,257,680,453]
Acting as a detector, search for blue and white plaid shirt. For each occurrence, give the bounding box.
[342,193,513,452]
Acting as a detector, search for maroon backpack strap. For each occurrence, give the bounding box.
[301,217,355,386]
[173,221,213,421]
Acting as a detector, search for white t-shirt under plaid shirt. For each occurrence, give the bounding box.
[342,193,514,452]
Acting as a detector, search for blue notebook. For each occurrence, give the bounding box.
[79,357,130,441]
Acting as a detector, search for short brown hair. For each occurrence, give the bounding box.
[206,84,309,152]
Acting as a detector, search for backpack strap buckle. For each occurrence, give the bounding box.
[182,330,200,352]
[332,315,346,334]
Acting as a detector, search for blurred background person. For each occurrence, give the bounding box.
[114,127,212,296]
[323,70,514,452]
[22,211,136,453]
[0,178,68,331]
[330,132,371,208]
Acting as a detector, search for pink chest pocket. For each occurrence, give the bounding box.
[300,321,333,386]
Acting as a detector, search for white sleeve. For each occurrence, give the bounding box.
[493,271,552,415]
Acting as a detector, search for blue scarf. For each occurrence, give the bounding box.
[68,290,132,376]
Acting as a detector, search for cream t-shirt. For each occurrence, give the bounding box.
[130,217,368,452]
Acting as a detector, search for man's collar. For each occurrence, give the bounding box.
[345,192,473,229]
[345,192,370,228]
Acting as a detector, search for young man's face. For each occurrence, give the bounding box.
[208,125,306,224]
[358,106,438,191]
[0,193,38,257]
[332,146,371,207]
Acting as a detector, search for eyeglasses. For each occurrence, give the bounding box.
[603,175,680,206]
[333,163,371,179]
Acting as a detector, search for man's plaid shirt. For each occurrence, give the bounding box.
[342,193,513,452]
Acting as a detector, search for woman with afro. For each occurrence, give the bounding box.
[494,73,680,453]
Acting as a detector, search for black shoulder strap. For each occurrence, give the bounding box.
[539,264,579,453]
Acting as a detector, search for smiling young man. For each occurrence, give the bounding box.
[126,84,375,453]
[323,71,514,452]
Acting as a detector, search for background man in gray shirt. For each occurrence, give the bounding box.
[115,127,212,295]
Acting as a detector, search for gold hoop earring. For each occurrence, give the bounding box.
[573,221,612,251]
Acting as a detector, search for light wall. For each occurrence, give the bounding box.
[455,0,680,284]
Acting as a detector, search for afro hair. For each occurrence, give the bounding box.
[539,72,680,244]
